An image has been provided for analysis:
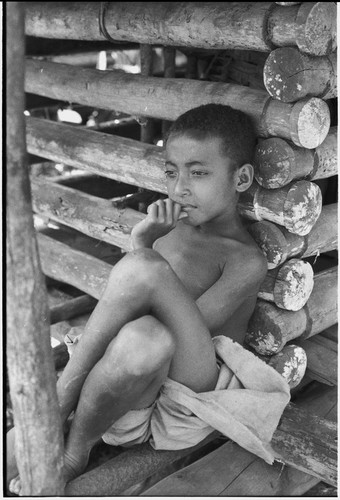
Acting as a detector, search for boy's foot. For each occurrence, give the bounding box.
[8,448,90,496]
[267,345,307,389]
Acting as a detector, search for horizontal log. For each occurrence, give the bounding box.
[25,2,337,56]
[297,333,337,386]
[254,127,338,189]
[25,59,331,148]
[37,234,111,299]
[248,203,338,269]
[50,295,98,324]
[26,117,167,193]
[245,266,338,355]
[264,48,337,102]
[239,180,322,236]
[31,177,144,251]
[258,259,314,311]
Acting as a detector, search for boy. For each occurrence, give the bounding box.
[8,104,289,493]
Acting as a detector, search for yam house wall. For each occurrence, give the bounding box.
[7,1,337,496]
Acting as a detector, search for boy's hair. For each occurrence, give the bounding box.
[165,104,256,169]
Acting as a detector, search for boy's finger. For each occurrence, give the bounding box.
[164,198,175,225]
[173,202,182,221]
[155,199,165,222]
[147,203,158,220]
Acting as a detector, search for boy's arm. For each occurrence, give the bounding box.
[196,247,267,334]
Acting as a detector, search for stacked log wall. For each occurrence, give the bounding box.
[7,2,337,494]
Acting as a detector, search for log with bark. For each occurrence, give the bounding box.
[245,266,338,355]
[25,2,337,56]
[264,48,337,102]
[248,203,337,268]
[254,127,337,189]
[25,60,331,149]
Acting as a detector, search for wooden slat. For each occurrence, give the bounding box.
[25,59,331,149]
[297,333,337,386]
[24,2,337,56]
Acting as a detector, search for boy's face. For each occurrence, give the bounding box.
[165,134,239,228]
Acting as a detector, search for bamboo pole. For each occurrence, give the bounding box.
[254,127,338,189]
[24,2,337,56]
[245,267,338,355]
[6,3,64,495]
[264,48,337,102]
[248,203,338,268]
[25,59,331,149]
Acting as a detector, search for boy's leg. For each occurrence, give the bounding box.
[57,248,219,425]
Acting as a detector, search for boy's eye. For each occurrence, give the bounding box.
[192,171,208,176]
[164,170,177,178]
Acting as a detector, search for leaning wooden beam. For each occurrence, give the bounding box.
[254,127,338,189]
[258,259,313,311]
[25,59,331,149]
[25,2,336,56]
[245,266,338,355]
[238,180,322,236]
[248,203,338,269]
[31,177,144,251]
[6,3,64,495]
[142,400,337,495]
[264,48,337,103]
[50,294,98,325]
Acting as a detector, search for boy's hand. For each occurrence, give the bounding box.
[130,198,188,250]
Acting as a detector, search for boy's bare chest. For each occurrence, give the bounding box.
[155,231,226,299]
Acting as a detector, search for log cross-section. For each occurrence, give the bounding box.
[25,60,331,149]
[245,266,338,355]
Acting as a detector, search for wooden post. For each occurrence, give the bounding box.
[24,2,337,56]
[248,203,338,268]
[264,48,337,102]
[6,3,64,495]
[245,267,338,355]
[238,180,322,236]
[254,127,338,189]
[25,60,331,149]
[258,259,314,311]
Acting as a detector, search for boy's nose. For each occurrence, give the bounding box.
[173,175,190,197]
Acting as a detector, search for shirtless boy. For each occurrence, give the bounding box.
[8,103,268,493]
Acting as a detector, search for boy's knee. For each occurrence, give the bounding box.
[108,249,171,290]
[104,316,175,377]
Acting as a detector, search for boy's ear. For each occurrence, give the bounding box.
[235,163,254,192]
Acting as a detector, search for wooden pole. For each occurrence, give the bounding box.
[245,267,338,355]
[258,259,314,311]
[264,48,337,103]
[254,127,338,189]
[25,59,331,149]
[238,180,322,236]
[248,203,338,268]
[50,295,98,324]
[6,3,64,495]
[24,2,337,56]
[298,333,337,386]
